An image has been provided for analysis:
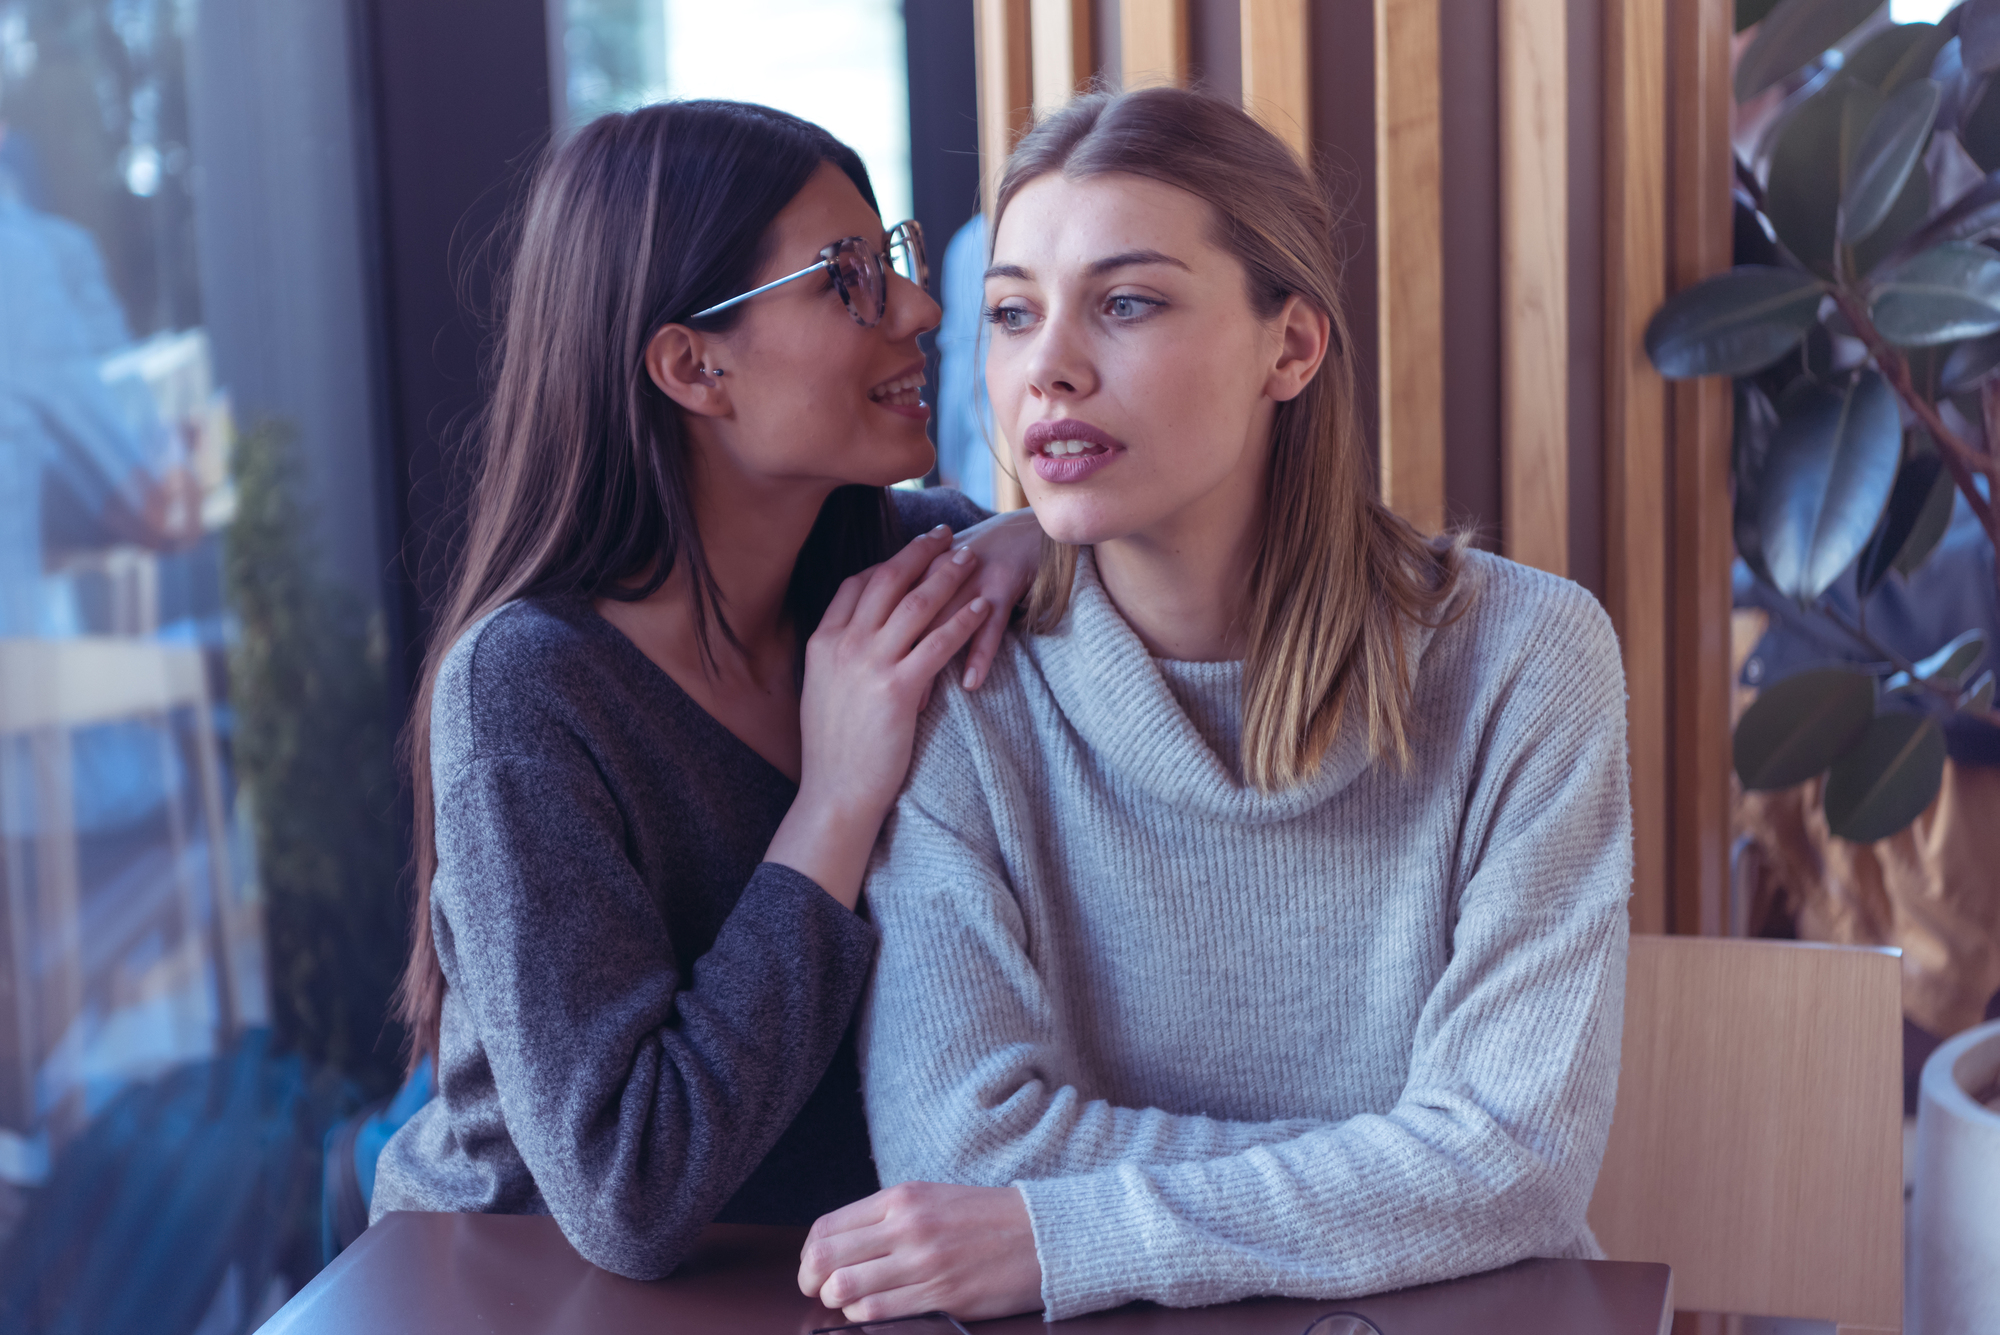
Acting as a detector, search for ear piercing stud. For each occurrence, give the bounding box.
[699,366,725,377]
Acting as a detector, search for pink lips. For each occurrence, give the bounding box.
[1024,418,1125,484]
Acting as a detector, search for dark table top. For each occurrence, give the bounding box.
[258,1213,1672,1335]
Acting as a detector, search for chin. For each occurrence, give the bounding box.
[1023,490,1131,547]
[859,437,936,489]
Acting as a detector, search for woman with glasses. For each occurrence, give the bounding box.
[799,87,1632,1323]
[370,101,1039,1279]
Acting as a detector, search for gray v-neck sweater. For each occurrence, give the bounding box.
[372,486,980,1279]
[860,548,1632,1319]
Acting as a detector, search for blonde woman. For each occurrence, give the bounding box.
[797,87,1633,1322]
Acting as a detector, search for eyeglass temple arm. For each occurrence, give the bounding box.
[689,257,829,320]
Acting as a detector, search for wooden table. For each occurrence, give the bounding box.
[258,1213,1672,1335]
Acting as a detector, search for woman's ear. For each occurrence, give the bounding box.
[646,323,732,418]
[1265,296,1331,404]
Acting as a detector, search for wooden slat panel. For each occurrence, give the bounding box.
[1119,0,1188,88]
[1031,0,1095,115]
[976,0,1034,512]
[1498,0,1568,575]
[1241,0,1310,160]
[1605,0,1668,936]
[976,0,1034,216]
[1374,0,1444,534]
[1590,938,1904,1326]
[1668,0,1734,935]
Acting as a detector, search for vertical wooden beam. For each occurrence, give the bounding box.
[1606,0,1669,936]
[1374,0,1445,533]
[1241,0,1310,161]
[1032,0,1095,116]
[976,0,1034,218]
[1499,0,1568,576]
[1120,0,1188,88]
[1668,0,1735,937]
[976,0,1034,511]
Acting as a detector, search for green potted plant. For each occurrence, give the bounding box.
[1647,0,2000,840]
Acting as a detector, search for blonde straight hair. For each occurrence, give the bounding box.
[999,87,1464,791]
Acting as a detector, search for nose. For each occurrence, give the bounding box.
[884,270,941,342]
[1024,308,1096,402]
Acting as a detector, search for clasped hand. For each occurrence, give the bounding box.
[798,1182,1044,1323]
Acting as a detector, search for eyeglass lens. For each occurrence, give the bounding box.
[825,224,927,328]
[890,221,927,289]
[829,241,887,327]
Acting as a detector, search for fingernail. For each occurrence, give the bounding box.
[931,523,950,536]
[969,597,989,614]
[963,668,978,688]
[952,546,973,564]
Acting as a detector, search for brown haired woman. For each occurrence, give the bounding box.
[798,87,1633,1322]
[368,102,1040,1277]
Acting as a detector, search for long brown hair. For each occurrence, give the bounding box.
[1000,88,1464,791]
[396,102,900,1067]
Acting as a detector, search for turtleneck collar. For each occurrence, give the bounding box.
[1026,548,1444,824]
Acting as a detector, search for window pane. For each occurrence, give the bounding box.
[0,0,402,1326]
[555,0,914,227]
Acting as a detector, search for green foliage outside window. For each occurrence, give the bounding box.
[225,422,404,1099]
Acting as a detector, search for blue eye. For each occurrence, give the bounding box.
[982,304,1037,332]
[1107,295,1162,320]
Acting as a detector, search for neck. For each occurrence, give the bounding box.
[1094,471,1266,664]
[612,441,833,692]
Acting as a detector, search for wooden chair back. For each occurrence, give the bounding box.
[1588,935,1904,1334]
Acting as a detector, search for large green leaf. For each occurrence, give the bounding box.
[1757,372,1905,600]
[1733,667,1878,790]
[1644,267,1828,378]
[1869,242,2000,344]
[1895,461,1959,574]
[1963,0,2000,74]
[1884,627,1983,695]
[1959,73,2000,171]
[1854,155,1934,278]
[1738,0,1784,34]
[1736,0,1884,101]
[1843,79,1941,243]
[1916,628,1988,683]
[1823,712,1947,841]
[1843,23,1952,96]
[1940,329,2000,390]
[1768,78,1857,277]
[1890,172,2000,266]
[1856,449,1947,597]
[1734,381,1779,588]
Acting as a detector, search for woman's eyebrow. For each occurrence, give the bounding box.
[1086,249,1190,276]
[984,250,1191,283]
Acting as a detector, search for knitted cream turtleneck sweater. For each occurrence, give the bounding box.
[859,547,1632,1319]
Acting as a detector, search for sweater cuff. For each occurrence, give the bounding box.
[746,861,879,957]
[1017,1167,1172,1321]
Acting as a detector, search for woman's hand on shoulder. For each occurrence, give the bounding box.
[925,507,1041,691]
[769,527,987,907]
[798,1181,1043,1323]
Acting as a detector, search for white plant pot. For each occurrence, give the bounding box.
[1910,1018,2000,1335]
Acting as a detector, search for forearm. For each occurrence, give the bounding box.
[765,788,886,912]
[1017,1096,1607,1319]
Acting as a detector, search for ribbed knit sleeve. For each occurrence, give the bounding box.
[861,557,1632,1320]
